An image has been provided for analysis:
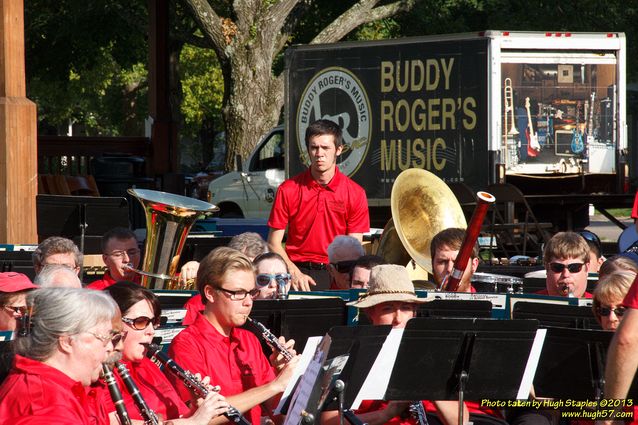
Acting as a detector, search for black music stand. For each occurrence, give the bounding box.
[532,326,634,400]
[246,298,347,353]
[36,195,129,255]
[420,299,493,319]
[512,301,601,329]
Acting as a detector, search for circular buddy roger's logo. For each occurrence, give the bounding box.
[296,67,371,177]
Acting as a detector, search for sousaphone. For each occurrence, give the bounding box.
[377,169,467,275]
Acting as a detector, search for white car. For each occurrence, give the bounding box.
[207,126,285,219]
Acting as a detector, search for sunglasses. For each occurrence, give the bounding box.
[256,273,291,287]
[122,316,162,331]
[548,262,585,274]
[330,260,357,274]
[87,330,126,347]
[597,306,626,317]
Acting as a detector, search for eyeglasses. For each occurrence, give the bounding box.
[256,273,291,287]
[42,262,78,270]
[548,262,585,274]
[597,306,626,317]
[2,305,27,316]
[108,249,141,259]
[330,260,357,274]
[122,316,161,331]
[216,287,261,301]
[87,330,126,347]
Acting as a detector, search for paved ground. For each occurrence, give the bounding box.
[586,213,633,244]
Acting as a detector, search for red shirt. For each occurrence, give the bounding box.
[268,168,369,263]
[632,191,638,219]
[623,274,638,308]
[182,294,205,326]
[0,355,95,425]
[97,357,189,421]
[168,314,276,425]
[535,289,593,298]
[87,273,140,290]
[356,400,416,424]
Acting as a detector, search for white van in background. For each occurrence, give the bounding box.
[207,126,285,219]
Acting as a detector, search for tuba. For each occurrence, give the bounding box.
[376,169,467,276]
[127,188,218,290]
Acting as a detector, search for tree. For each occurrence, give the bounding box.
[179,0,418,170]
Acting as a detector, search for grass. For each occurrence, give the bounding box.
[596,208,632,217]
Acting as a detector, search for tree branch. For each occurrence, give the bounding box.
[180,0,228,58]
[312,0,416,44]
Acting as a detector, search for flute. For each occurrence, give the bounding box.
[102,363,133,425]
[115,361,160,425]
[245,317,294,362]
[144,343,250,425]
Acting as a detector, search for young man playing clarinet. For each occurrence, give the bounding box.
[169,247,299,425]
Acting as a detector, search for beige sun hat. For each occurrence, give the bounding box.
[348,264,433,309]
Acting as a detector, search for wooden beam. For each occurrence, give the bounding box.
[0,0,37,243]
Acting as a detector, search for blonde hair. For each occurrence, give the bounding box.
[543,232,590,265]
[197,247,254,303]
[592,271,636,321]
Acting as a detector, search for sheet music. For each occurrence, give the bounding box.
[283,336,331,425]
[351,328,404,409]
[517,328,547,399]
[275,336,322,414]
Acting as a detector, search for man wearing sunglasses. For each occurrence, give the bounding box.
[538,232,592,298]
[267,119,370,292]
[327,235,365,290]
[169,247,299,425]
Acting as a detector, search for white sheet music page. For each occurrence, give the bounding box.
[283,335,331,425]
[351,328,404,409]
[517,328,547,399]
[275,336,322,414]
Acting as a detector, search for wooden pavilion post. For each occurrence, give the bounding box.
[0,0,37,243]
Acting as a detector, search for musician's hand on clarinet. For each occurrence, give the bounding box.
[290,266,316,292]
[271,355,300,393]
[179,261,200,287]
[188,391,230,423]
[268,337,296,370]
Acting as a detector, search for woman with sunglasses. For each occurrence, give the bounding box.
[592,271,635,331]
[0,288,119,424]
[103,281,229,424]
[0,272,38,333]
[253,252,291,299]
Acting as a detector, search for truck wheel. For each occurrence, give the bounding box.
[218,204,244,218]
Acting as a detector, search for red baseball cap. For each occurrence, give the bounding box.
[0,272,38,293]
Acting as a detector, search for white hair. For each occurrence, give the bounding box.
[34,264,82,288]
[14,288,117,361]
[327,235,365,261]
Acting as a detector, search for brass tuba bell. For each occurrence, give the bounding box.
[377,169,467,274]
[127,189,218,290]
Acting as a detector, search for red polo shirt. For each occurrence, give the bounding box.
[268,168,369,264]
[87,273,140,290]
[168,314,276,425]
[623,275,638,308]
[97,357,189,421]
[0,355,94,425]
[182,294,204,326]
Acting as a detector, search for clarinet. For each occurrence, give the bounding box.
[102,363,133,425]
[144,344,251,425]
[114,361,160,425]
[409,401,429,425]
[245,317,294,361]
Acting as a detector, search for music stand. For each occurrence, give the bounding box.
[36,195,129,255]
[512,301,601,329]
[383,318,540,425]
[246,298,347,353]
[420,299,493,319]
[533,326,630,400]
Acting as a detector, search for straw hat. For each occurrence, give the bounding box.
[348,264,433,309]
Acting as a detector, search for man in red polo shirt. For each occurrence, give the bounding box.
[267,119,370,291]
[88,227,141,290]
[537,232,592,299]
[169,247,298,425]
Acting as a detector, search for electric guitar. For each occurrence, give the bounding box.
[586,92,596,145]
[525,97,540,157]
[571,101,584,154]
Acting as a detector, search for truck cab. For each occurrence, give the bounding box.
[207,126,285,218]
